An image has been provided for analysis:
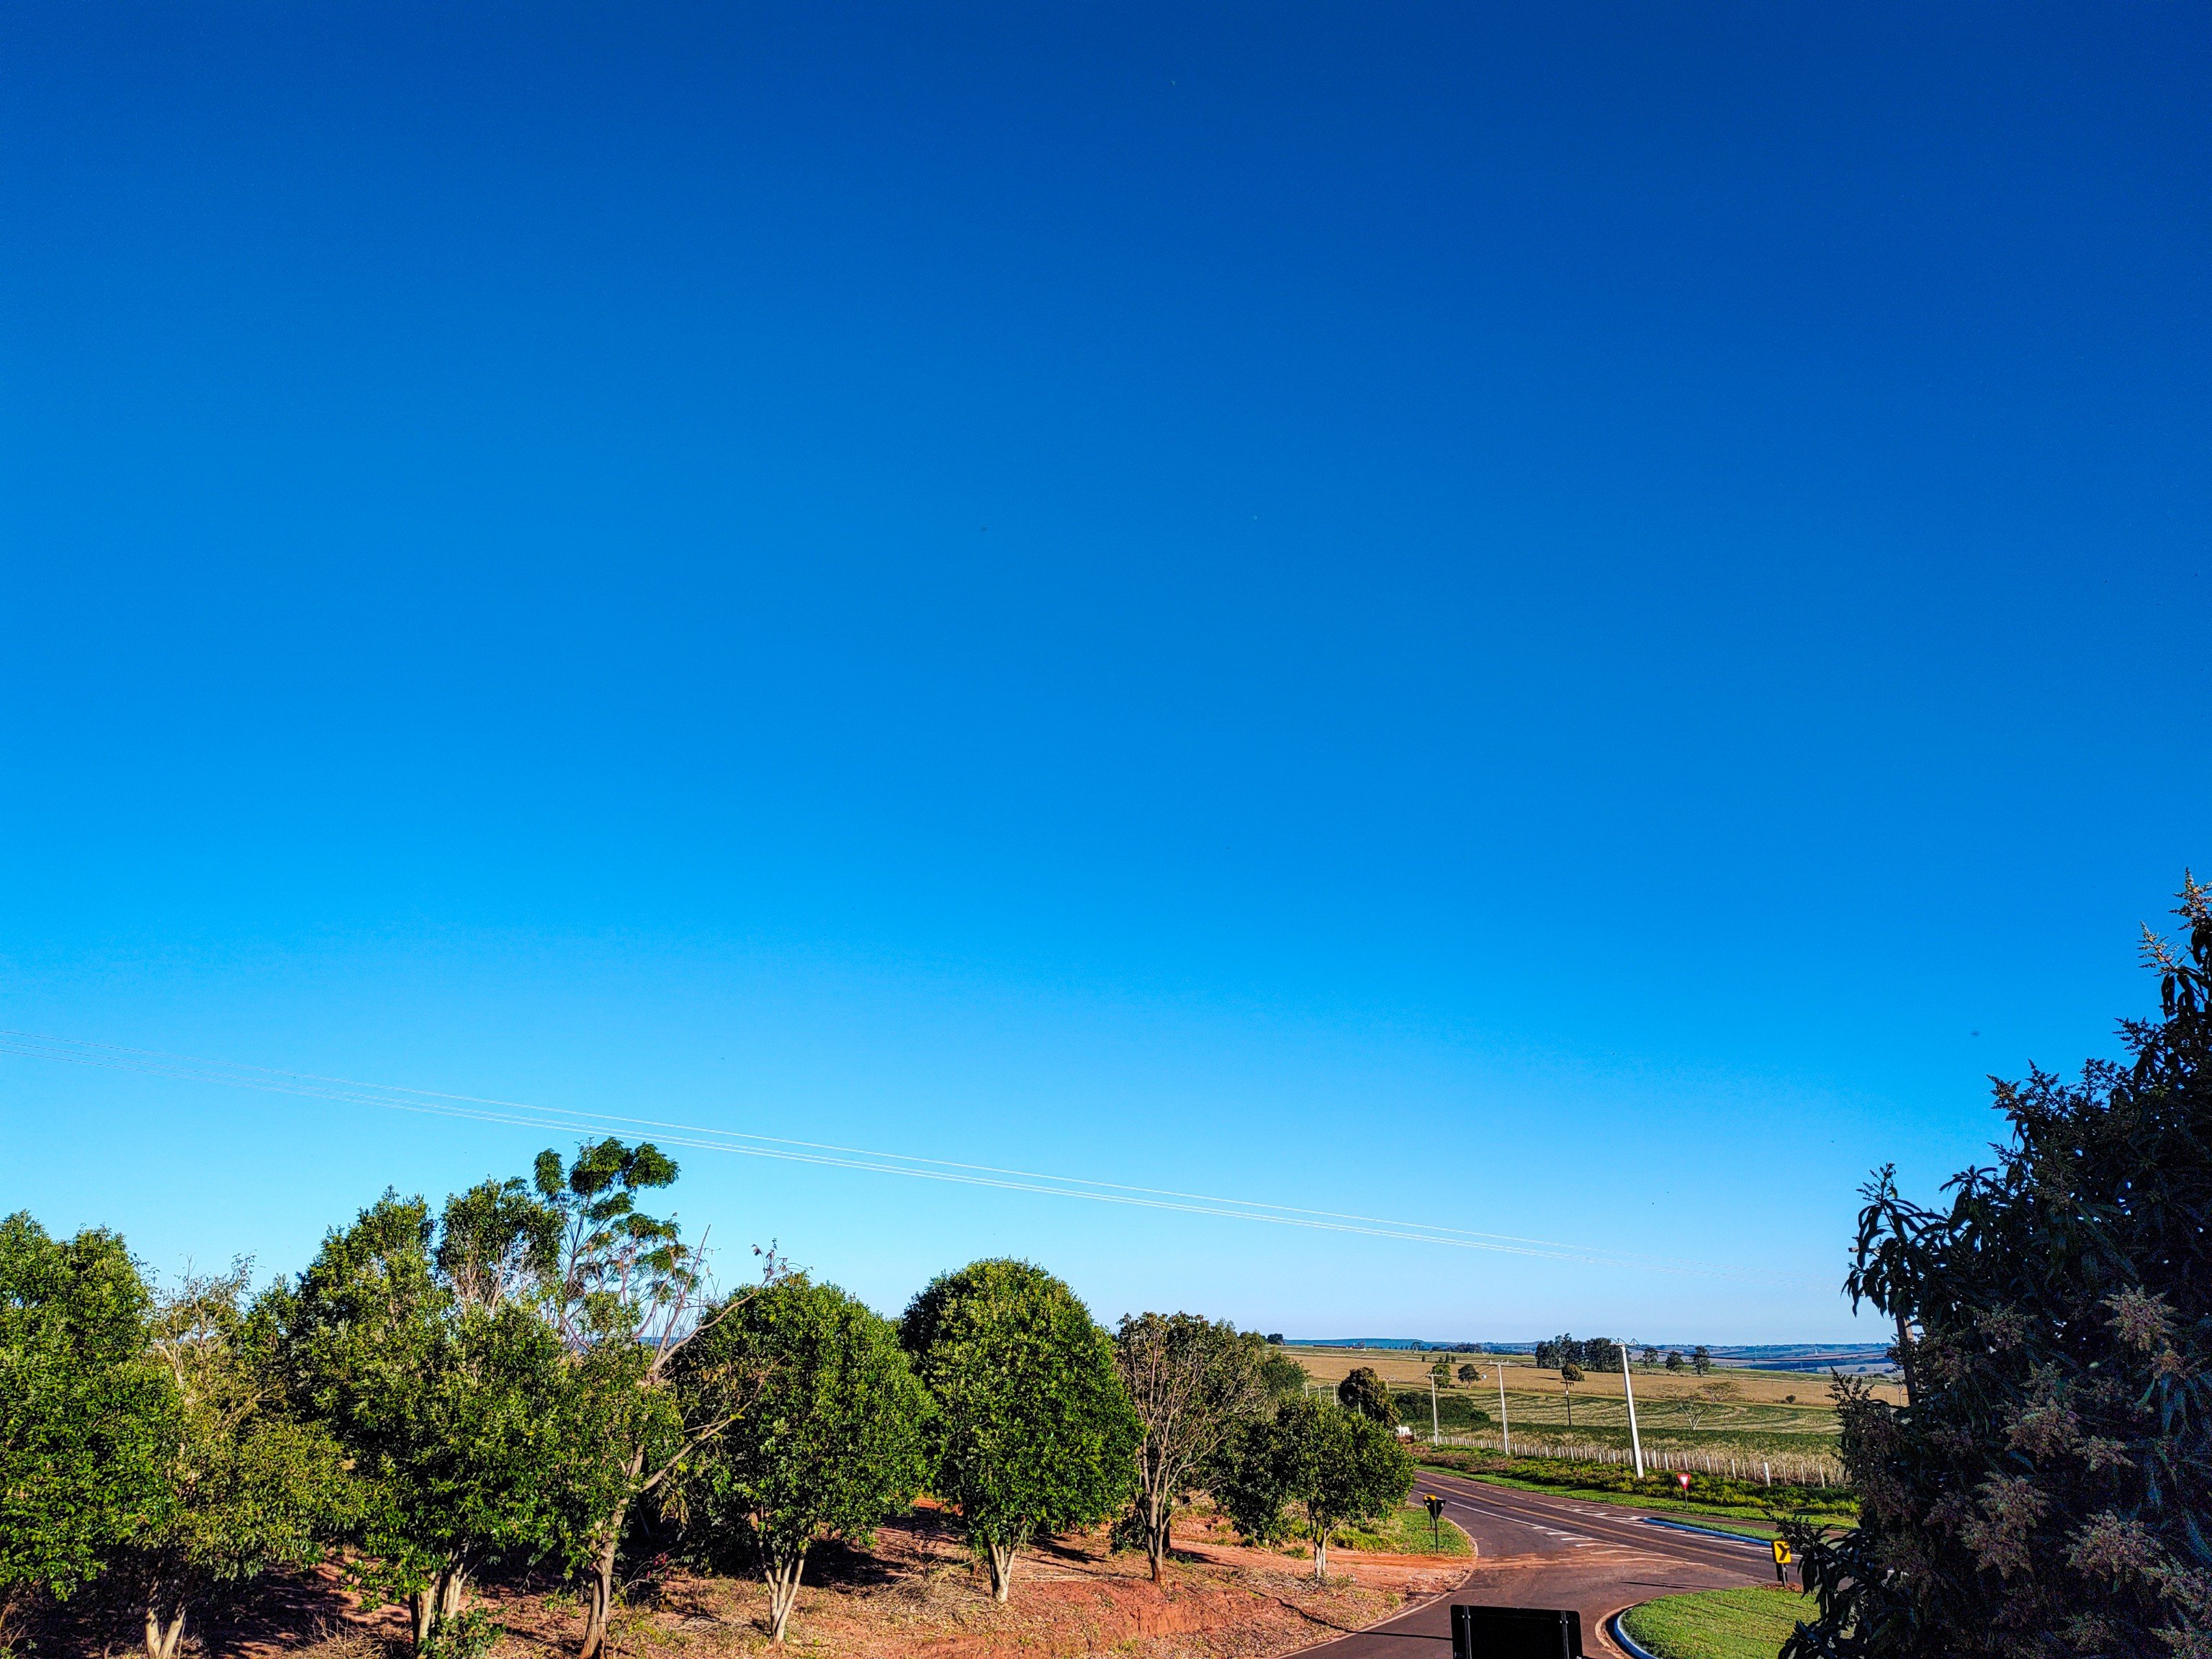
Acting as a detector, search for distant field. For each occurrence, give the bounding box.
[1280,1344,1874,1470]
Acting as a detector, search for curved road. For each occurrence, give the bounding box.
[1298,1470,1774,1658]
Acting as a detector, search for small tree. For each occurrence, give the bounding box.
[1456,1363,1479,1384]
[1335,1367,1395,1426]
[0,1215,169,1647]
[1113,1315,1270,1583]
[1784,878,2212,1659]
[270,1191,577,1654]
[1216,1397,1413,1581]
[1259,1349,1309,1401]
[523,1141,774,1659]
[1428,1359,1452,1385]
[900,1260,1138,1602]
[1559,1361,1583,1428]
[1640,1346,1658,1368]
[1690,1345,1711,1375]
[1665,1350,1683,1372]
[675,1279,926,1642]
[123,1268,355,1659]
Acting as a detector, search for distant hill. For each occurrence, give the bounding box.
[1288,1337,1897,1375]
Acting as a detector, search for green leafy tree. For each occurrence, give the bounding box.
[1640,1345,1659,1369]
[1665,1349,1683,1372]
[0,1215,168,1647]
[899,1259,1138,1602]
[1559,1360,1583,1428]
[1216,1396,1413,1581]
[523,1140,776,1659]
[269,1191,578,1653]
[1429,1359,1452,1385]
[1335,1367,1395,1426]
[1259,1349,1308,1400]
[1113,1315,1271,1583]
[1456,1363,1480,1384]
[122,1267,356,1659]
[1785,879,2212,1659]
[673,1278,927,1643]
[1690,1344,1711,1375]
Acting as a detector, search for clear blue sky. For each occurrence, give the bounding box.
[3,4,2206,1343]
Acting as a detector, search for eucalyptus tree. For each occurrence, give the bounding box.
[1112,1314,1271,1583]
[523,1139,778,1659]
[1217,1395,1413,1582]
[674,1278,927,1642]
[1785,879,2212,1659]
[900,1259,1139,1603]
[0,1214,168,1647]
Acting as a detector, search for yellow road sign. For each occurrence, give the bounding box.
[1772,1539,1794,1566]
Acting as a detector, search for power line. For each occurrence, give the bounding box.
[0,1028,1822,1286]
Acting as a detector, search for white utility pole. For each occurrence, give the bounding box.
[1496,1357,1511,1457]
[1430,1378,1439,1446]
[1620,1340,1645,1479]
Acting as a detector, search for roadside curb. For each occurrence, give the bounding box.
[1607,1609,1665,1659]
[1637,1516,1768,1548]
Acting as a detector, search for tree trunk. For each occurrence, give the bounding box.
[143,1593,188,1659]
[579,1510,626,1659]
[1312,1529,1328,1583]
[1144,1491,1172,1584]
[764,1546,809,1642]
[408,1560,467,1654]
[984,1539,1018,1604]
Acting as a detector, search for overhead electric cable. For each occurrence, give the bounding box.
[0,1028,1820,1286]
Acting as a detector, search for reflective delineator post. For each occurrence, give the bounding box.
[1621,1340,1645,1479]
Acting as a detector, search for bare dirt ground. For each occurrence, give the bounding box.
[198,1505,1461,1659]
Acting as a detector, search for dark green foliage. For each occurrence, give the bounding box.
[1666,1350,1684,1372]
[1335,1367,1395,1426]
[268,1191,581,1653]
[0,1215,168,1640]
[676,1279,927,1642]
[1390,1390,1491,1431]
[1691,1345,1712,1375]
[1215,1396,1414,1581]
[900,1259,1139,1602]
[1785,879,2212,1659]
[1259,1349,1308,1400]
[124,1269,356,1659]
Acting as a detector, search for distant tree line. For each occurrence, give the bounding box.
[1,1144,1411,1656]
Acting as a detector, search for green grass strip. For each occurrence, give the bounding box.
[1619,1586,1812,1659]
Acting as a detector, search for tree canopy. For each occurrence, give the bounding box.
[1216,1395,1413,1581]
[1786,878,2212,1659]
[675,1278,927,1643]
[124,1268,356,1659]
[900,1259,1138,1602]
[1334,1367,1395,1426]
[0,1215,169,1645]
[1113,1313,1272,1583]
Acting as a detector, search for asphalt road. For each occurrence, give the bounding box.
[1295,1470,1776,1658]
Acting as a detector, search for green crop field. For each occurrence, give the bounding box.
[1619,1586,1812,1659]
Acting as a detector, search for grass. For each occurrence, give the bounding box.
[1413,1449,1858,1533]
[1330,1503,1473,1557]
[1618,1586,1812,1659]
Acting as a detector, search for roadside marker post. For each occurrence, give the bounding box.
[1771,1537,1794,1585]
[1425,1492,1446,1549]
[1619,1339,1645,1480]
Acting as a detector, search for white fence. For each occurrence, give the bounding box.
[1435,1431,1845,1488]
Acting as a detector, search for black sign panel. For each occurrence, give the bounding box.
[1449,1604,1583,1659]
